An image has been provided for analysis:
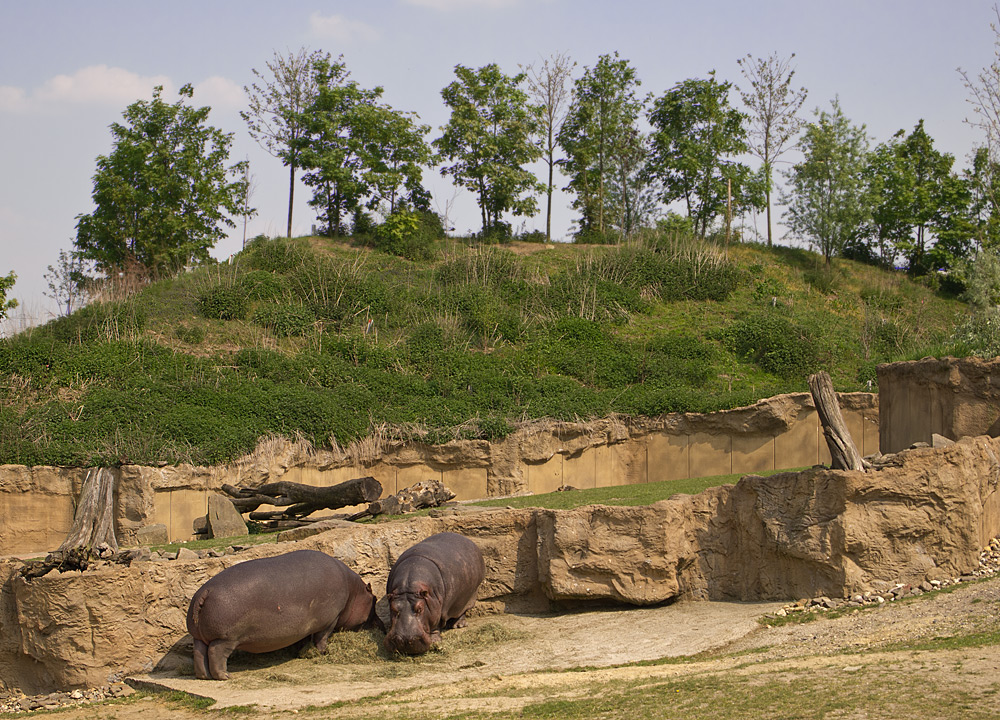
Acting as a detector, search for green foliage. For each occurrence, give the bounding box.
[251,303,316,337]
[0,271,16,322]
[435,63,543,236]
[0,235,966,467]
[558,52,648,238]
[294,58,432,236]
[198,284,249,321]
[74,84,246,276]
[373,209,437,260]
[174,324,206,344]
[648,72,762,237]
[719,312,818,379]
[240,269,288,302]
[782,98,870,264]
[242,236,308,273]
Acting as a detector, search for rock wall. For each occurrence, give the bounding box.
[3,434,997,692]
[878,356,1000,453]
[0,392,878,556]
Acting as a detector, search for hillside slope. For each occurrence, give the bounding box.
[0,234,967,467]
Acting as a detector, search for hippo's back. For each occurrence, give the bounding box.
[187,550,354,651]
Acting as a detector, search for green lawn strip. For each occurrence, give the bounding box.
[469,468,802,511]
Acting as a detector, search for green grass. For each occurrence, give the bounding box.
[0,232,968,467]
[470,468,801,511]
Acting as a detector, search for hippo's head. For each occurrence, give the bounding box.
[340,581,385,633]
[384,586,440,655]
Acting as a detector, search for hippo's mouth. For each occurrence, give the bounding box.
[385,631,433,655]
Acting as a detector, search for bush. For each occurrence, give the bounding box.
[373,209,436,261]
[250,303,316,337]
[242,236,308,273]
[198,285,248,321]
[719,312,818,379]
[240,270,288,302]
[573,228,620,245]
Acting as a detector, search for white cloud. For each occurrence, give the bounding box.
[194,76,244,110]
[401,0,520,10]
[0,86,28,113]
[309,12,380,43]
[34,65,173,105]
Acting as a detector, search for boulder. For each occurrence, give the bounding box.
[134,524,168,547]
[205,495,247,539]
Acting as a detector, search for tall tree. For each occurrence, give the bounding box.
[737,52,808,246]
[966,146,1000,251]
[522,52,575,242]
[781,99,869,265]
[960,5,1000,221]
[242,48,328,238]
[44,249,89,316]
[294,59,430,236]
[75,85,247,276]
[434,63,542,238]
[861,121,972,275]
[558,53,645,238]
[648,72,760,238]
[0,271,16,324]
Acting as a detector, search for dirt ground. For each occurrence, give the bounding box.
[23,575,1000,719]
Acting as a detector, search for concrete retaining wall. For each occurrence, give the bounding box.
[0,392,878,557]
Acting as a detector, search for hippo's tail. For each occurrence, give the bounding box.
[186,587,209,637]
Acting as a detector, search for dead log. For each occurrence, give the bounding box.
[58,467,118,552]
[808,371,866,471]
[221,476,382,519]
[349,478,455,521]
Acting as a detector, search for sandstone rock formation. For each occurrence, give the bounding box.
[2,434,997,692]
[878,355,1000,452]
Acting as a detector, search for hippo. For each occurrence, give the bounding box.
[186,549,383,680]
[384,532,486,655]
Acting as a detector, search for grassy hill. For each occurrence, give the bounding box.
[0,232,968,468]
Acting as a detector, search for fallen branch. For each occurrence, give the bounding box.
[348,478,455,521]
[221,476,383,519]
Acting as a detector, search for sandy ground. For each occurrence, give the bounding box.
[24,574,1000,718]
[130,599,784,710]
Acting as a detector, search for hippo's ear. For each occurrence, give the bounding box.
[365,582,372,593]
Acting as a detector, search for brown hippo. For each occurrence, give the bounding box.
[384,532,486,655]
[186,549,383,680]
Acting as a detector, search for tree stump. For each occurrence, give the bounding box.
[58,467,118,552]
[808,371,866,471]
[348,478,456,521]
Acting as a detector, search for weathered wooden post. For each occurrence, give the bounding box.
[808,371,866,471]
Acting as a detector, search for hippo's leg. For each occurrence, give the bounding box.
[311,624,338,654]
[444,611,470,630]
[206,638,240,681]
[192,638,210,680]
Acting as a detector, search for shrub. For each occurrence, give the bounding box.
[242,236,308,273]
[250,303,316,337]
[198,285,248,321]
[240,270,287,302]
[719,312,818,379]
[373,209,436,261]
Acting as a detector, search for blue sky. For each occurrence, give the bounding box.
[1,0,996,331]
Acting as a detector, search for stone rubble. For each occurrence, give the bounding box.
[769,536,1000,619]
[0,681,134,713]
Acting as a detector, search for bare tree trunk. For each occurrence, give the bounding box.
[59,467,118,552]
[808,371,866,471]
[221,476,382,518]
[287,161,296,238]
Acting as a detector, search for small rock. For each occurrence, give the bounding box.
[176,547,199,561]
[919,581,934,592]
[136,523,169,546]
